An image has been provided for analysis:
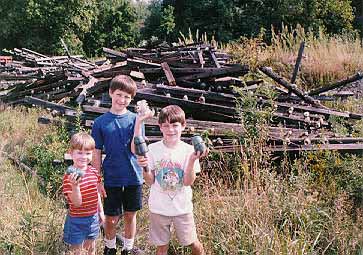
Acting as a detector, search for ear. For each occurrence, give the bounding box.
[181,123,186,131]
[109,89,113,97]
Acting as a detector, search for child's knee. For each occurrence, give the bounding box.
[190,240,204,254]
[105,215,119,226]
[123,211,137,222]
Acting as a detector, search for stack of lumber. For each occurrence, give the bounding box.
[2,42,363,153]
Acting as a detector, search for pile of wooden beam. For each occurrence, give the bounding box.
[2,41,363,153]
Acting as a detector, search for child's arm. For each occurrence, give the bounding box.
[136,155,155,185]
[92,149,102,175]
[183,152,199,186]
[98,192,105,224]
[92,149,107,197]
[131,109,154,154]
[131,119,143,154]
[184,149,208,186]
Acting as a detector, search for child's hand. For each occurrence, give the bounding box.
[98,182,107,198]
[136,100,155,122]
[136,108,154,123]
[68,172,81,186]
[136,155,148,167]
[190,148,209,161]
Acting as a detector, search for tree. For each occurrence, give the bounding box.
[141,0,355,43]
[83,0,139,56]
[141,0,163,41]
[160,5,175,41]
[0,0,98,55]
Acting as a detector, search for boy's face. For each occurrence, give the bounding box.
[159,121,185,144]
[71,149,93,170]
[109,89,132,113]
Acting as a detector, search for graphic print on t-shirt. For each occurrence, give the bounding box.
[155,159,184,199]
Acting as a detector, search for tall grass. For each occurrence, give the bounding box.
[0,107,67,254]
[2,100,363,254]
[0,161,66,254]
[227,24,363,89]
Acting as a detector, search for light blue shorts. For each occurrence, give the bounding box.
[63,213,100,245]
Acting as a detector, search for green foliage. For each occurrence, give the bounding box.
[141,0,165,43]
[329,115,351,137]
[25,124,69,195]
[235,84,275,142]
[0,0,140,56]
[0,0,99,55]
[0,161,66,254]
[0,0,358,55]
[160,5,175,38]
[83,0,139,56]
[142,0,355,43]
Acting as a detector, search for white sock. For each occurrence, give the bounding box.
[123,237,134,251]
[104,237,116,249]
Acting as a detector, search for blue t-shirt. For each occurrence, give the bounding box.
[91,111,144,187]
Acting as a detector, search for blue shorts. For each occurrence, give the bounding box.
[63,213,100,245]
[104,185,143,216]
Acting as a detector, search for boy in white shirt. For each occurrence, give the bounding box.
[137,105,206,255]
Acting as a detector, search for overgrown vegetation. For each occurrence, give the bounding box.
[227,24,363,88]
[2,27,363,254]
[1,0,362,57]
[2,96,363,255]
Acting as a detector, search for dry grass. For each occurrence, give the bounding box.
[227,24,363,89]
[0,161,66,254]
[1,102,363,254]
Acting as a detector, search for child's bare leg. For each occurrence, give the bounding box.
[104,215,120,239]
[68,244,82,255]
[123,211,137,239]
[83,239,96,255]
[190,240,204,255]
[156,244,169,255]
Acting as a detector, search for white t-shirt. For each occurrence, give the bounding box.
[147,140,201,216]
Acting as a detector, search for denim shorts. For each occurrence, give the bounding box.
[104,185,143,216]
[63,213,100,245]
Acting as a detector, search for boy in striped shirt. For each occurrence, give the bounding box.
[63,132,105,255]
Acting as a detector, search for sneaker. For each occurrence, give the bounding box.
[104,247,117,255]
[121,247,145,255]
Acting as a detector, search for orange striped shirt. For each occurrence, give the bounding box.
[63,166,101,217]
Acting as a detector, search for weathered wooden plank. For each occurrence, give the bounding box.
[176,64,248,81]
[160,62,176,86]
[135,88,236,115]
[291,41,305,84]
[260,66,324,108]
[308,72,363,96]
[213,143,363,153]
[197,50,205,67]
[258,98,351,118]
[127,58,161,68]
[209,50,221,68]
[20,96,77,115]
[154,84,235,106]
[103,47,127,60]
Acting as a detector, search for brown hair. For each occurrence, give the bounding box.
[69,132,95,151]
[158,105,186,125]
[109,75,137,97]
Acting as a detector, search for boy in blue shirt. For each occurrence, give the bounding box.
[92,75,149,255]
